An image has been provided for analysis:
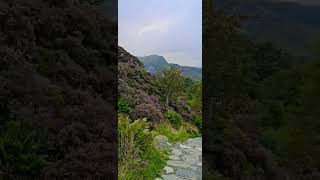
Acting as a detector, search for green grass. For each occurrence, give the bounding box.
[141,148,168,179]
[118,114,168,180]
[153,122,200,144]
[118,146,167,180]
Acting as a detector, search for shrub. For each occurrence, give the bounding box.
[132,103,164,125]
[118,98,130,114]
[153,122,200,143]
[118,114,166,180]
[194,115,202,131]
[165,111,183,128]
[0,121,47,176]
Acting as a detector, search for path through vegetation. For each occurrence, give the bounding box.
[156,137,202,180]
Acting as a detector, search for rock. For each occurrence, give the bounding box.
[176,168,196,178]
[155,135,168,142]
[163,166,174,174]
[190,166,200,171]
[159,138,202,180]
[184,149,202,157]
[179,144,192,149]
[162,174,184,180]
[169,155,180,160]
[181,155,199,164]
[185,138,202,147]
[171,148,183,156]
[155,135,170,148]
[167,160,191,168]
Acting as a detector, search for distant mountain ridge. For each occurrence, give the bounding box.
[138,55,202,80]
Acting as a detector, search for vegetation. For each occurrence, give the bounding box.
[164,111,183,128]
[118,114,167,180]
[0,121,47,176]
[0,0,117,178]
[154,67,185,107]
[118,48,202,179]
[153,122,200,144]
[118,98,131,114]
[203,0,320,179]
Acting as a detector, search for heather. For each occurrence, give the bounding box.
[118,47,202,179]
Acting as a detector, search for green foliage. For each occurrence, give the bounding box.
[118,98,130,114]
[154,67,184,107]
[194,115,202,131]
[165,111,183,128]
[0,121,46,175]
[118,114,166,180]
[188,81,202,114]
[0,0,117,177]
[153,122,200,144]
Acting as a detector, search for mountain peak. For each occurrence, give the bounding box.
[138,55,202,80]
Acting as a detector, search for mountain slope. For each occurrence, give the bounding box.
[0,0,117,178]
[216,0,320,57]
[119,47,195,124]
[138,55,202,79]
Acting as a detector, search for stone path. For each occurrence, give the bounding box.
[156,137,202,180]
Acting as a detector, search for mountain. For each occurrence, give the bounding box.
[118,47,195,124]
[138,55,170,73]
[138,55,202,80]
[216,0,320,57]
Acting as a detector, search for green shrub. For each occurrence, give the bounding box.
[153,122,200,143]
[0,121,47,175]
[118,114,166,180]
[165,111,182,128]
[118,98,130,114]
[194,115,202,131]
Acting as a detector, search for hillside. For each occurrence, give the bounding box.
[118,48,195,123]
[216,0,320,57]
[0,0,117,178]
[204,1,320,179]
[138,55,202,80]
[118,47,202,179]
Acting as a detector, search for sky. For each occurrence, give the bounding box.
[119,0,202,68]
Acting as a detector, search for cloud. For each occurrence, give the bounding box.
[138,20,170,36]
[119,0,201,67]
[164,50,202,68]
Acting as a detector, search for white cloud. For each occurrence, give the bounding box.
[138,20,170,36]
[163,50,202,68]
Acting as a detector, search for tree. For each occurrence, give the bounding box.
[155,67,184,107]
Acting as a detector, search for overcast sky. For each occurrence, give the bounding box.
[119,0,202,67]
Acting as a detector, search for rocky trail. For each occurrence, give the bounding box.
[155,137,202,180]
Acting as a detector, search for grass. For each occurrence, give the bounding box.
[118,114,201,180]
[118,146,167,180]
[118,114,168,180]
[153,121,200,144]
[141,148,168,179]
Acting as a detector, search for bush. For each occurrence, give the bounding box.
[132,103,164,125]
[153,122,200,143]
[118,98,130,114]
[0,121,47,176]
[194,115,202,131]
[165,111,183,128]
[118,114,166,180]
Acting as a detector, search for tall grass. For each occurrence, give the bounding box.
[118,114,167,180]
[153,121,200,144]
